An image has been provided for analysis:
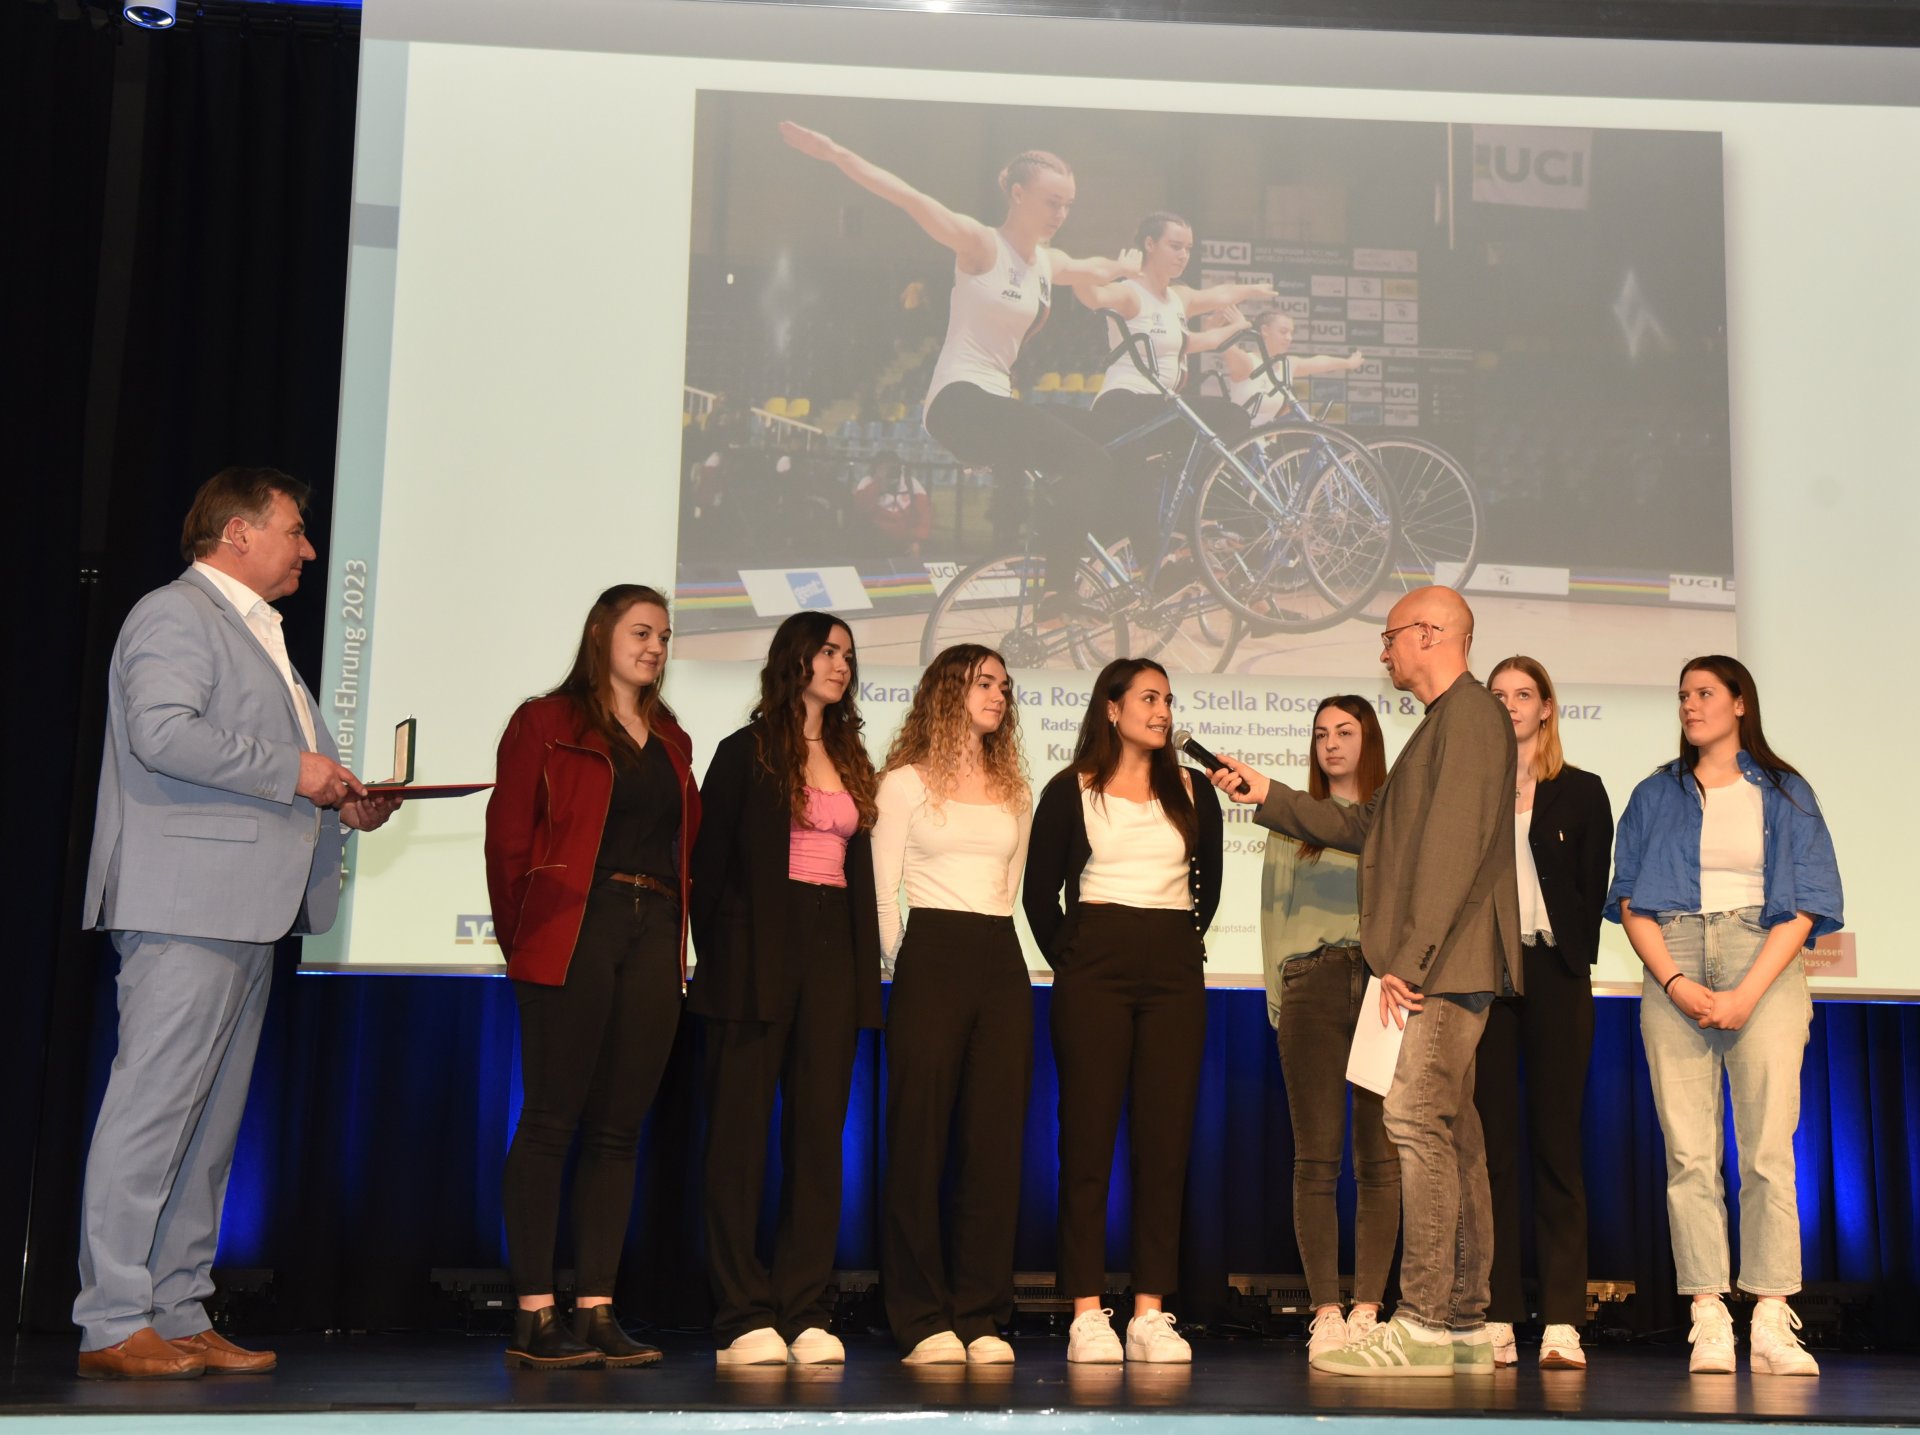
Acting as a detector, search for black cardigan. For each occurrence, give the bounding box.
[1022,766,1224,967]
[687,725,885,1029]
[1522,763,1614,972]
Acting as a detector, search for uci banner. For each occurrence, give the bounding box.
[1471,124,1593,210]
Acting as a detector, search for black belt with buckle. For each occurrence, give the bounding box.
[608,871,677,903]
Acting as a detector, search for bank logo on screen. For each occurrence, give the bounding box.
[454,915,498,946]
[787,572,832,608]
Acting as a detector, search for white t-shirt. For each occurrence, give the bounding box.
[871,764,1033,962]
[1515,807,1554,943]
[925,231,1052,409]
[1697,779,1766,913]
[1098,279,1186,398]
[1079,782,1190,911]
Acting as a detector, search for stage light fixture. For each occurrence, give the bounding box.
[124,0,177,29]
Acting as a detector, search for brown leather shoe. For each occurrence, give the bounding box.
[168,1329,277,1373]
[77,1327,207,1380]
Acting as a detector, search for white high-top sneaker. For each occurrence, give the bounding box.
[1067,1308,1123,1364]
[1688,1297,1737,1375]
[1124,1309,1192,1364]
[1750,1300,1820,1376]
[1486,1321,1519,1367]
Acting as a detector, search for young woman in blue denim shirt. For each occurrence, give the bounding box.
[1607,655,1842,1379]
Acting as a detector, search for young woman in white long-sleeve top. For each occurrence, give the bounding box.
[874,645,1034,1367]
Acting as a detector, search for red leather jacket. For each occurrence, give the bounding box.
[484,695,701,986]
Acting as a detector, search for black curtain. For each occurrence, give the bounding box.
[9,0,1920,1345]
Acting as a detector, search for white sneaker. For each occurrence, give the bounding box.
[1487,1321,1519,1367]
[1750,1301,1820,1376]
[902,1331,966,1365]
[716,1327,788,1366]
[1307,1308,1349,1360]
[1688,1297,1737,1374]
[1125,1309,1192,1364]
[787,1327,846,1365]
[1540,1323,1586,1369]
[1346,1307,1381,1341]
[966,1334,1015,1365]
[1066,1308,1123,1364]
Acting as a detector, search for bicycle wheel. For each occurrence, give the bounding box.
[1188,423,1398,631]
[1366,437,1480,598]
[919,552,1127,671]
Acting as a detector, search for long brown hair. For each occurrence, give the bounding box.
[1676,654,1802,797]
[883,644,1029,812]
[751,612,879,830]
[1488,655,1565,784]
[1069,658,1197,856]
[1298,695,1387,863]
[549,584,677,766]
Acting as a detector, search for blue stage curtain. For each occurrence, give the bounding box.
[61,956,1920,1334]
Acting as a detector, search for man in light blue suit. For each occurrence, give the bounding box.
[75,466,399,1380]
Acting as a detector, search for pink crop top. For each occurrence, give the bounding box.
[789,787,858,886]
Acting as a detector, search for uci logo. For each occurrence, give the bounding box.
[1474,143,1586,187]
[454,915,497,946]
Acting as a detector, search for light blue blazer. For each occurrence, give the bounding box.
[83,567,348,944]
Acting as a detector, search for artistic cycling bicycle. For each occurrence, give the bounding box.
[920,314,1401,671]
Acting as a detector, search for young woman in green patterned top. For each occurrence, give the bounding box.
[1261,695,1397,1361]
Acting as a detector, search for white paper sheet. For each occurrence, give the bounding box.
[1346,975,1407,1097]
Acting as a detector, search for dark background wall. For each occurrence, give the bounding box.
[6,0,1920,1343]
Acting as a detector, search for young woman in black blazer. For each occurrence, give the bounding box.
[689,612,884,1368]
[1024,658,1223,1366]
[1474,655,1614,1370]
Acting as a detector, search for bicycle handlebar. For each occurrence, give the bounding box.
[1092,308,1175,400]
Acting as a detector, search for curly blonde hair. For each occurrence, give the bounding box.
[883,644,1029,812]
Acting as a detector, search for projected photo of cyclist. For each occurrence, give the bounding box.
[675,93,1736,683]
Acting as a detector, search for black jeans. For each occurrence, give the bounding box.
[1473,942,1595,1324]
[882,911,1033,1349]
[503,879,683,1296]
[702,881,860,1345]
[1274,944,1400,1310]
[1050,904,1207,1298]
[925,381,1113,590]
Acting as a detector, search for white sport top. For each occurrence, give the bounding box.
[1697,779,1766,913]
[1227,351,1291,411]
[1515,808,1554,942]
[925,231,1052,409]
[871,764,1033,962]
[1079,783,1190,910]
[1098,279,1186,398]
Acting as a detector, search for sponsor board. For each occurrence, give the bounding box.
[1668,573,1736,607]
[739,566,874,617]
[1353,248,1418,272]
[1439,561,1572,596]
[1311,274,1348,297]
[1347,299,1384,322]
[925,559,1018,601]
[1471,124,1593,210]
[1805,931,1857,979]
[1348,276,1383,300]
[454,915,498,946]
[1384,322,1420,346]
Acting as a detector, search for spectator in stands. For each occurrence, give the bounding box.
[853,457,932,558]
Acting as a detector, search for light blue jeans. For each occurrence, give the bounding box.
[1640,908,1811,1297]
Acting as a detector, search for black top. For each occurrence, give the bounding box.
[1022,766,1224,968]
[593,740,681,886]
[1524,764,1614,972]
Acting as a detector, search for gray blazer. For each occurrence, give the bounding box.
[83,567,347,944]
[1253,672,1521,997]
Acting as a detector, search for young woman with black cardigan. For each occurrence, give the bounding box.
[1474,655,1613,1369]
[1024,658,1223,1366]
[485,585,701,1370]
[689,612,884,1368]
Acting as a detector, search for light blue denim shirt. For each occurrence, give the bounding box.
[1604,751,1843,946]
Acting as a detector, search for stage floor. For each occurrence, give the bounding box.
[4,1332,1916,1425]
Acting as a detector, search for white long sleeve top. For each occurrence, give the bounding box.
[871,764,1032,964]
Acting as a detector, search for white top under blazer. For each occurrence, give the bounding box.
[925,230,1053,409]
[1078,783,1190,910]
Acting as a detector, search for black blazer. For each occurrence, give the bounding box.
[688,725,884,1029]
[1022,766,1224,967]
[1523,763,1614,973]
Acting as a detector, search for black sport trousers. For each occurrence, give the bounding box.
[702,880,861,1346]
[882,910,1033,1350]
[1051,903,1207,1299]
[1473,941,1595,1325]
[503,880,683,1296]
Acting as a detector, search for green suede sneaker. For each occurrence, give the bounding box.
[1311,1316,1457,1378]
[1452,1325,1497,1373]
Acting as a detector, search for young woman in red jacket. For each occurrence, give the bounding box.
[484,584,701,1371]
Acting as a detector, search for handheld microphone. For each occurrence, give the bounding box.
[1172,728,1249,793]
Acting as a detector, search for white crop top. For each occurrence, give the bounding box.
[1697,779,1766,913]
[1079,783,1190,910]
[925,231,1052,408]
[871,765,1033,961]
[1098,279,1186,398]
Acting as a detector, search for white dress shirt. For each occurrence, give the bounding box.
[193,561,318,752]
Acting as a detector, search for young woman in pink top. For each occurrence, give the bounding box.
[689,612,883,1368]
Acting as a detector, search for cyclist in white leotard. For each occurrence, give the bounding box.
[779,122,1131,601]
[1222,309,1366,425]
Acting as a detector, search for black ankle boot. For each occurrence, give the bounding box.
[505,1305,603,1369]
[572,1305,663,1367]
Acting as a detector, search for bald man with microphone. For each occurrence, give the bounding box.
[1209,586,1520,1379]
